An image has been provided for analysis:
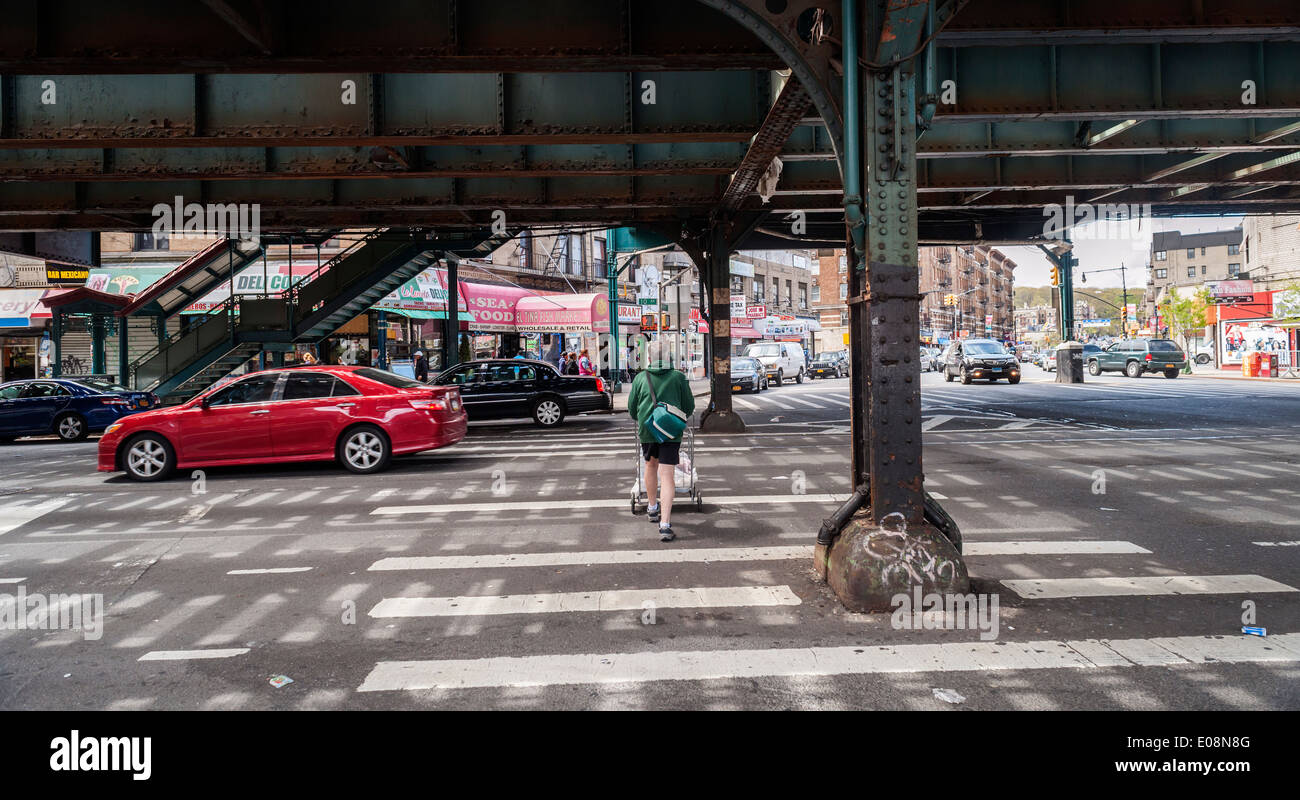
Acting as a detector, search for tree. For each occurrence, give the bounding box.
[1158,288,1210,372]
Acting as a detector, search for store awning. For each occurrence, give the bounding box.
[515,293,610,333]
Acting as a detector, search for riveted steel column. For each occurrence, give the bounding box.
[699,225,744,433]
[862,62,924,526]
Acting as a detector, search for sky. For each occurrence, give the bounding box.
[1004,215,1245,289]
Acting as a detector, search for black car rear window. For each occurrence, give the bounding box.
[1147,339,1182,352]
[355,367,425,388]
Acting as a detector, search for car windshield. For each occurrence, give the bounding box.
[964,342,1006,355]
[813,352,837,362]
[1147,339,1183,352]
[71,379,130,393]
[732,358,760,370]
[746,344,780,357]
[355,367,425,388]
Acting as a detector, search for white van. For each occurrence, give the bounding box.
[744,341,807,385]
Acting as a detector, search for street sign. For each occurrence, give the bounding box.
[730,296,746,319]
[746,304,766,319]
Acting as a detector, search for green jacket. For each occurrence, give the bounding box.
[627,367,695,443]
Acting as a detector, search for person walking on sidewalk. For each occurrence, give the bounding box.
[627,341,695,542]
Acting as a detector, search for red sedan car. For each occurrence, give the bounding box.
[98,366,467,481]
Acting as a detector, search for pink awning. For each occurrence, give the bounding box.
[730,323,760,339]
[515,293,610,333]
[461,282,538,332]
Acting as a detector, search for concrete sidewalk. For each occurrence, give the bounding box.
[1194,369,1300,383]
[611,377,711,412]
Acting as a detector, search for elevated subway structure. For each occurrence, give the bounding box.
[1,0,1299,606]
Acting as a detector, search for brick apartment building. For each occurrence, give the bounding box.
[812,245,1016,350]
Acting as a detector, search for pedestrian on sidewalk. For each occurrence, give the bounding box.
[578,349,595,375]
[564,352,579,374]
[627,340,695,542]
[413,350,429,382]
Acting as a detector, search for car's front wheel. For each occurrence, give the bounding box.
[1087,360,1101,376]
[338,424,392,474]
[1125,360,1143,379]
[54,412,88,442]
[944,368,954,383]
[960,366,972,385]
[795,368,804,384]
[123,433,176,482]
[1008,375,1021,384]
[531,396,566,427]
[775,369,784,386]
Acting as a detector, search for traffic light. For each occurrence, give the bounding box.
[660,312,671,330]
[1050,266,1060,286]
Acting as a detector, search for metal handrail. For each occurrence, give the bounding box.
[284,228,390,311]
[127,297,238,388]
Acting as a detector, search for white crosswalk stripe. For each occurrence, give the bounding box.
[357,633,1300,692]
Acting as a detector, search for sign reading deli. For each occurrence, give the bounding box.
[45,262,90,286]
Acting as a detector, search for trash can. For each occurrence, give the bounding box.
[1055,341,1085,383]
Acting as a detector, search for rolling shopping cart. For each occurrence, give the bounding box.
[630,425,702,514]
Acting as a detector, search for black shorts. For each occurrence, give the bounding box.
[641,441,681,466]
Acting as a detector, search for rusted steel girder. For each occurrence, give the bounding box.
[717,77,811,212]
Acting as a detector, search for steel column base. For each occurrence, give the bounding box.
[824,512,969,613]
[698,408,746,433]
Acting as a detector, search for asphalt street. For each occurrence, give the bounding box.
[1,364,1298,709]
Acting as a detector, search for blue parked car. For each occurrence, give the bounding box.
[0,378,159,442]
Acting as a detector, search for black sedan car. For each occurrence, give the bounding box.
[0,378,159,442]
[432,359,611,427]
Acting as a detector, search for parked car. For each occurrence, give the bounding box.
[98,366,466,481]
[922,347,944,372]
[0,378,159,443]
[1086,338,1187,378]
[941,338,1021,384]
[729,357,768,392]
[808,350,848,378]
[1193,342,1215,365]
[744,341,807,385]
[433,358,611,427]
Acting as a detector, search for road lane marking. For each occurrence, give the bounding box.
[371,493,847,515]
[965,541,1150,556]
[370,546,812,571]
[368,585,801,618]
[1003,574,1298,599]
[366,539,1148,572]
[137,648,249,661]
[0,498,68,536]
[1253,541,1300,547]
[356,632,1300,692]
[226,567,313,575]
[0,577,27,584]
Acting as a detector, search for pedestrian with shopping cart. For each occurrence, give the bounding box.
[627,340,695,542]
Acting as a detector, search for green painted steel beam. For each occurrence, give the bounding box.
[0,142,748,181]
[784,118,1300,159]
[0,72,769,147]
